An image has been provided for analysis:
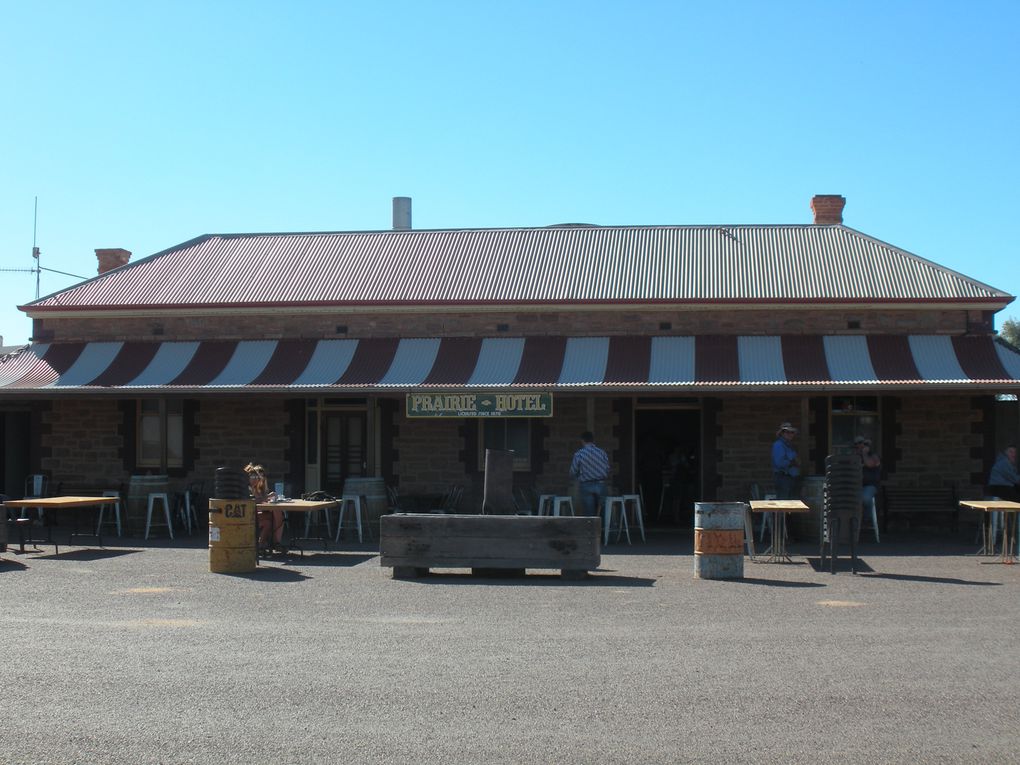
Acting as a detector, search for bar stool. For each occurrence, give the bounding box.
[552,496,575,516]
[621,494,645,542]
[305,504,334,539]
[174,489,200,535]
[536,494,555,516]
[335,494,366,543]
[602,496,630,545]
[95,490,123,537]
[144,492,174,540]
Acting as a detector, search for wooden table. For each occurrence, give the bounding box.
[256,498,339,553]
[3,496,121,553]
[959,500,1020,564]
[749,500,810,563]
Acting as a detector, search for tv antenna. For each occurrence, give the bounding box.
[0,197,87,299]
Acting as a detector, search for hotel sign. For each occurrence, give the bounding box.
[406,392,553,418]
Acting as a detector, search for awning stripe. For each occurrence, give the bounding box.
[696,336,739,383]
[1,334,1018,393]
[127,342,200,386]
[513,337,566,385]
[424,337,483,385]
[824,336,877,383]
[952,336,1009,381]
[867,336,920,381]
[89,342,162,387]
[251,339,319,386]
[337,338,399,385]
[909,336,967,381]
[170,341,238,385]
[468,338,525,386]
[55,342,124,387]
[605,336,651,384]
[782,336,831,382]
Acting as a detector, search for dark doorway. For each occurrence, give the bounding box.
[2,411,31,498]
[320,411,367,497]
[635,409,700,527]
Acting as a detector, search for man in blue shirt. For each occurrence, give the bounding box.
[771,422,801,500]
[570,431,611,518]
[988,445,1020,502]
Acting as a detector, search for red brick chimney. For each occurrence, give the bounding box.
[96,248,131,274]
[810,195,846,225]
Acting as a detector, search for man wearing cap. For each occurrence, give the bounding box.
[771,422,801,500]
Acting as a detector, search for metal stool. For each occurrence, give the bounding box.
[95,490,123,537]
[621,494,645,542]
[536,494,555,516]
[144,492,174,540]
[335,494,366,543]
[552,496,575,516]
[602,496,630,545]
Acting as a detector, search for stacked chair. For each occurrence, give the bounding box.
[820,454,863,574]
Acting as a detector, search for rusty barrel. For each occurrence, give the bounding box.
[693,502,746,579]
[208,498,256,573]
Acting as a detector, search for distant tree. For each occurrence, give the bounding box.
[1001,317,1020,348]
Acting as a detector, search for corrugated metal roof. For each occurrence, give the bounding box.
[23,224,1011,312]
[3,334,1019,394]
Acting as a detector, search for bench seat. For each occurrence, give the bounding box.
[380,513,600,579]
[882,486,958,533]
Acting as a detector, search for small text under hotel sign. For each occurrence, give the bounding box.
[406,392,553,418]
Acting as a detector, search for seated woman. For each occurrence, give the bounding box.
[245,463,284,552]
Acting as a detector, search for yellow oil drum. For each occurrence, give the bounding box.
[693,501,746,579]
[209,498,256,573]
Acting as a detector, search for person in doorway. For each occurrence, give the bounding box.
[987,445,1020,502]
[771,422,801,500]
[570,431,611,519]
[245,462,283,552]
[855,436,882,521]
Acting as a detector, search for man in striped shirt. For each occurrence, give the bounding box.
[570,431,611,518]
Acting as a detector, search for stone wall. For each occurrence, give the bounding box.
[41,399,126,488]
[34,307,970,343]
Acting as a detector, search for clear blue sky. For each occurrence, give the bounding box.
[2,1,1018,346]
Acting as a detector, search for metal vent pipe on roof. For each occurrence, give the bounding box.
[392,197,412,231]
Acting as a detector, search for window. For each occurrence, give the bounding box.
[831,396,879,451]
[137,399,184,470]
[479,419,531,471]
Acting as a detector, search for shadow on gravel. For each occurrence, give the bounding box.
[31,549,141,562]
[227,567,311,582]
[806,557,875,574]
[282,552,377,567]
[857,572,1001,586]
[734,577,827,588]
[401,571,657,587]
[0,558,29,571]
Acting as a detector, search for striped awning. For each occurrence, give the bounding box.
[1,335,1019,395]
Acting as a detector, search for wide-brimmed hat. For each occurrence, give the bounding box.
[776,422,798,437]
[854,436,871,445]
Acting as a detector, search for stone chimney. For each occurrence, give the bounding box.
[392,197,412,231]
[810,195,845,225]
[96,248,131,274]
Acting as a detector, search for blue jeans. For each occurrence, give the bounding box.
[578,480,607,518]
[774,473,800,500]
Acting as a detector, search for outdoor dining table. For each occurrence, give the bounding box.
[256,498,339,553]
[959,499,1020,564]
[2,495,121,553]
[748,499,810,563]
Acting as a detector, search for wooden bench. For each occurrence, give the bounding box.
[380,513,601,580]
[882,486,959,533]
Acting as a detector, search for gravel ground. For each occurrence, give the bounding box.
[2,531,1018,764]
